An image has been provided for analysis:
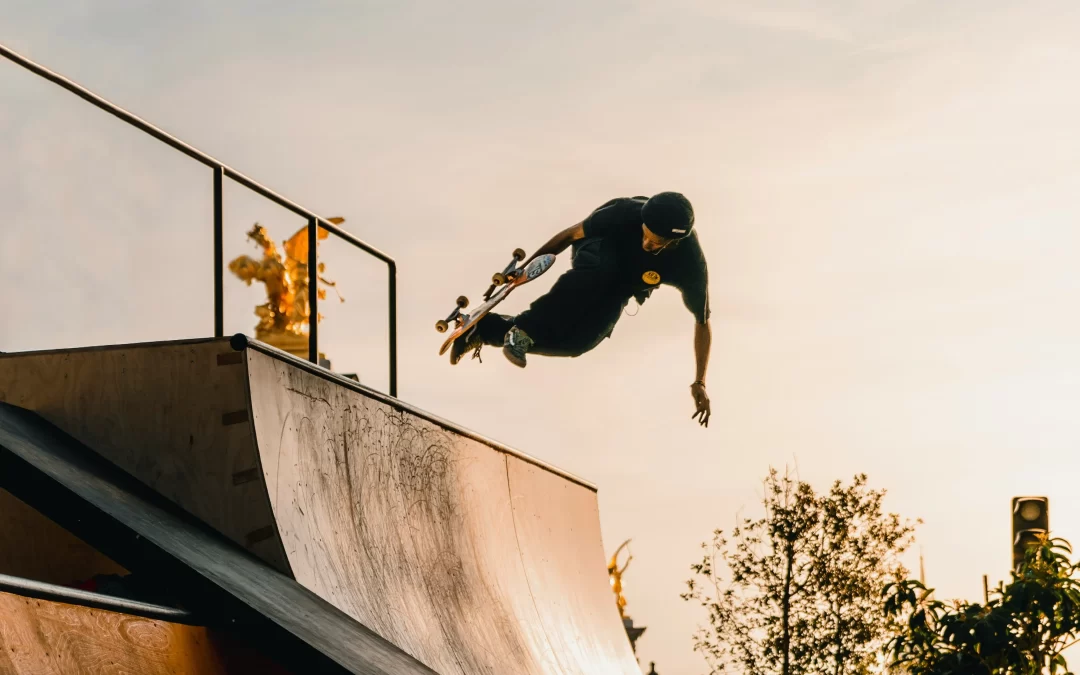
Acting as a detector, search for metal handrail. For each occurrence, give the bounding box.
[1,42,398,397]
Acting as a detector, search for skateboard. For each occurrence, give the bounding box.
[437,249,557,356]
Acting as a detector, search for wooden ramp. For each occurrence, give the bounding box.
[0,401,434,675]
[0,337,641,675]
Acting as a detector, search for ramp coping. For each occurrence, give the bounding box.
[0,572,196,624]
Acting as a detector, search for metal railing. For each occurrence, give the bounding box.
[0,572,196,624]
[1,43,398,397]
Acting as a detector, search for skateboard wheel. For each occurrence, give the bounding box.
[456,295,469,308]
[435,319,449,333]
[492,272,507,286]
[513,248,526,261]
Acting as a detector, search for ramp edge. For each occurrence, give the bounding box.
[0,572,196,624]
[231,333,597,492]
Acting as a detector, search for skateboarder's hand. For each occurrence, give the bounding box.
[691,382,710,427]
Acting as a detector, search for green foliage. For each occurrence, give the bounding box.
[682,468,918,675]
[884,537,1080,675]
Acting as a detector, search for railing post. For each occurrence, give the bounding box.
[388,262,398,397]
[213,166,224,338]
[308,217,319,365]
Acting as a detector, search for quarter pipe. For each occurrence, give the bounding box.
[0,336,641,674]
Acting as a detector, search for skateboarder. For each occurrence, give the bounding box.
[450,192,712,426]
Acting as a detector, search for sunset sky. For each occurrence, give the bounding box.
[4,2,1080,672]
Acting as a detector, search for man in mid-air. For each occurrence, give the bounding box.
[450,192,712,427]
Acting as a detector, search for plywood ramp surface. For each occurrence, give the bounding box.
[0,339,640,675]
[0,341,287,572]
[0,591,295,675]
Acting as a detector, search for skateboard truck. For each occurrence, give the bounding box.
[437,249,529,333]
[484,248,526,300]
[434,295,470,334]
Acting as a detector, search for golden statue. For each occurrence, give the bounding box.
[228,218,344,358]
[608,539,633,619]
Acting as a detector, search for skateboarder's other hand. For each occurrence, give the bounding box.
[690,382,710,427]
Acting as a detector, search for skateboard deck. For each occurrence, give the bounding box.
[437,252,556,356]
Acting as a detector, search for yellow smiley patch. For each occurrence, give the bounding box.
[642,270,661,285]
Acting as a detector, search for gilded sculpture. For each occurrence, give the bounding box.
[228,218,344,344]
[608,539,633,619]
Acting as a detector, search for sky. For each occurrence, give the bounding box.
[4,1,1080,672]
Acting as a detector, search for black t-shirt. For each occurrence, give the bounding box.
[580,196,711,323]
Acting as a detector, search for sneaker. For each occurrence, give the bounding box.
[449,327,484,365]
[502,326,533,368]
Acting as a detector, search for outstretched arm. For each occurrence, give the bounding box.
[527,222,584,263]
[691,320,712,427]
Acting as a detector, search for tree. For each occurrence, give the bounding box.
[884,536,1080,675]
[682,468,918,675]
[817,474,919,675]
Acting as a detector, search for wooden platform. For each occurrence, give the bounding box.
[0,337,639,675]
